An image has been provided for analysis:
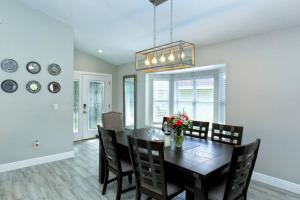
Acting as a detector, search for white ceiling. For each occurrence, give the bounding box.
[19,0,300,65]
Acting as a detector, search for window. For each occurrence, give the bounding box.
[124,75,136,130]
[149,68,225,125]
[174,80,194,117]
[195,78,214,122]
[152,80,169,123]
[218,73,226,124]
[174,78,214,122]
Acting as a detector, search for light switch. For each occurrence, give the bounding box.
[53,104,59,111]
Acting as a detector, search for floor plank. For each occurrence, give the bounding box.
[0,139,299,200]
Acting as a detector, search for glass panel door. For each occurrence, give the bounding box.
[73,72,112,141]
[73,80,80,133]
[82,74,112,139]
[73,73,83,141]
[88,81,104,130]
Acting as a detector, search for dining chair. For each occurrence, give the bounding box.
[97,126,135,200]
[184,120,210,139]
[127,135,185,200]
[207,139,261,200]
[102,112,124,132]
[211,123,243,145]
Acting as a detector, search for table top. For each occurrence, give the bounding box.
[116,128,233,177]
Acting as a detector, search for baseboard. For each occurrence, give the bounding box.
[252,171,300,195]
[0,151,74,173]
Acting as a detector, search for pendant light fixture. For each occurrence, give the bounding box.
[135,0,195,72]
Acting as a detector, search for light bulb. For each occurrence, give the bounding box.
[159,54,166,63]
[152,55,158,65]
[144,56,150,66]
[168,51,175,61]
[180,52,185,59]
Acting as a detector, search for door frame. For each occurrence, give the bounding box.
[74,71,112,141]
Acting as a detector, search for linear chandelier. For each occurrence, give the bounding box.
[135,0,195,72]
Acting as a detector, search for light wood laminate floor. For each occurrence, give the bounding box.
[0,139,299,200]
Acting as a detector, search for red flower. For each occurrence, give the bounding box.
[176,119,183,127]
[170,115,174,120]
[171,125,175,129]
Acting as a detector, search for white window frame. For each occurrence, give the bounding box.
[148,68,225,126]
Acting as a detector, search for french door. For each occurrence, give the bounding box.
[73,72,112,141]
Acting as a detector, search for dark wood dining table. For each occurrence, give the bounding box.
[98,128,233,200]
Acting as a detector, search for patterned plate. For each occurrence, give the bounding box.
[1,59,18,73]
[26,61,41,74]
[26,80,41,94]
[1,79,18,93]
[48,82,61,93]
[48,63,61,76]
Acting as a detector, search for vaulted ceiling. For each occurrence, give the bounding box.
[19,0,300,65]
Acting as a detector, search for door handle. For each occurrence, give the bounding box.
[83,104,87,114]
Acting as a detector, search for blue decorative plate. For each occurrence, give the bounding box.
[1,59,18,73]
[1,79,18,93]
[26,80,41,94]
[48,63,61,76]
[26,61,41,74]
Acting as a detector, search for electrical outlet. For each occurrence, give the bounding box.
[33,140,40,148]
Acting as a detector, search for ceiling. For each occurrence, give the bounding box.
[19,0,300,65]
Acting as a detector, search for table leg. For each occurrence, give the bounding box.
[99,142,105,184]
[186,174,208,200]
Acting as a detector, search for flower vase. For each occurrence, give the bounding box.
[174,131,184,148]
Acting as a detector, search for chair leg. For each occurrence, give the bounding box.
[102,168,109,195]
[116,176,123,200]
[135,187,141,200]
[128,174,132,184]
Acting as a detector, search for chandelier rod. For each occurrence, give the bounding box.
[170,0,173,43]
[153,4,157,49]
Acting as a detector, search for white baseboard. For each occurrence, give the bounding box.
[252,172,300,195]
[0,151,74,173]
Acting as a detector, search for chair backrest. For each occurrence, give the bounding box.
[224,139,260,200]
[162,117,168,132]
[211,123,243,145]
[127,136,168,200]
[102,112,124,132]
[97,126,121,175]
[184,120,209,139]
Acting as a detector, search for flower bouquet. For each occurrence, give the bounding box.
[166,112,192,148]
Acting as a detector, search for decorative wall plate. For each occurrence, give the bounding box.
[26,81,41,94]
[48,82,61,93]
[1,59,18,73]
[48,63,61,76]
[1,79,18,93]
[26,61,41,74]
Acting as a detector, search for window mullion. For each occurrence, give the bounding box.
[193,79,196,120]
[170,76,174,116]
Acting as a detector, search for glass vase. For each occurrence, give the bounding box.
[174,131,184,148]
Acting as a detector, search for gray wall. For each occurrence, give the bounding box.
[74,49,118,110]
[115,27,300,184]
[0,0,74,164]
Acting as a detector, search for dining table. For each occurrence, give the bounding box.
[98,128,233,200]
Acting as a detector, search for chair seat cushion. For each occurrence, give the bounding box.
[120,159,133,173]
[208,179,226,200]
